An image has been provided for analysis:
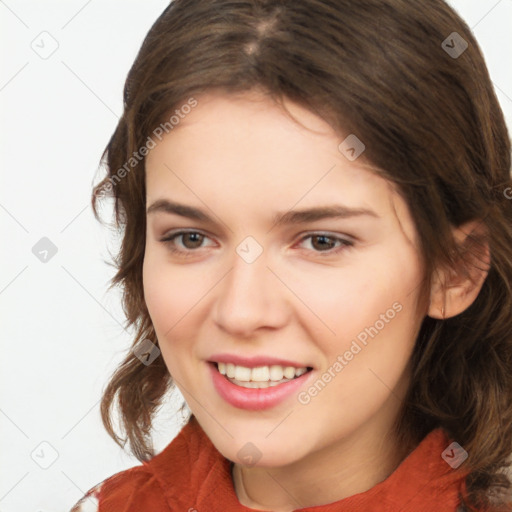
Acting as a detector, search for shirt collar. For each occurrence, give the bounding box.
[148,415,470,511]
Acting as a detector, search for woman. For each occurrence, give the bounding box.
[71,0,512,510]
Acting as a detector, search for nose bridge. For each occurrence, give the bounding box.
[214,238,285,334]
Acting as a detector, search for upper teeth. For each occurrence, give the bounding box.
[217,362,308,382]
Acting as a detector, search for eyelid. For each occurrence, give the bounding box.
[294,232,354,254]
[159,229,217,246]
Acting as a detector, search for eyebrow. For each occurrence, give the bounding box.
[146,199,379,226]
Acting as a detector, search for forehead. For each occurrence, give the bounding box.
[144,91,416,243]
[147,90,372,191]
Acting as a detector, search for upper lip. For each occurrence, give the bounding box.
[208,353,313,369]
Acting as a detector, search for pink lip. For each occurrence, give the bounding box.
[208,353,312,369]
[208,362,313,411]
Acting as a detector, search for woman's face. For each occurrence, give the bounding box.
[143,90,427,468]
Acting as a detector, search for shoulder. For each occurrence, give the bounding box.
[69,480,102,512]
[70,417,204,512]
[68,464,166,512]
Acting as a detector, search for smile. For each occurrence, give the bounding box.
[209,362,314,410]
[216,362,310,388]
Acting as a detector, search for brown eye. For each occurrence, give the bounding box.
[179,232,205,249]
[310,235,337,251]
[160,230,213,254]
[297,233,354,255]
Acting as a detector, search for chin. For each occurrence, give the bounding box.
[210,433,308,469]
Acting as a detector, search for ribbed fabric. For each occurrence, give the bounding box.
[87,415,474,511]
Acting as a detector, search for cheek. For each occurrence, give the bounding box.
[142,247,223,379]
[142,253,200,377]
[143,254,171,329]
[143,250,190,347]
[284,250,424,370]
[143,247,203,329]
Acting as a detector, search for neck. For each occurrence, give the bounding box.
[231,401,414,511]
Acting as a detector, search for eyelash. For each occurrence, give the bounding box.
[159,230,354,257]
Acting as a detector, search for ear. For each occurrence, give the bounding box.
[428,220,490,320]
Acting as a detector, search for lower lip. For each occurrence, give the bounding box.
[208,362,313,411]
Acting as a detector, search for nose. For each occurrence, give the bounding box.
[213,245,289,337]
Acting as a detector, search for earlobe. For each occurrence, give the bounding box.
[427,220,490,320]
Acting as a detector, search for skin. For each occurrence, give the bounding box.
[142,90,481,511]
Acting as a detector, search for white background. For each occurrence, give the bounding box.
[1,1,511,511]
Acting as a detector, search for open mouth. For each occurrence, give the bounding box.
[210,361,314,389]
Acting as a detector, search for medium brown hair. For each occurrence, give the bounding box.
[92,1,512,510]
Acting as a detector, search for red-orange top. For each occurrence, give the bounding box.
[71,415,480,512]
